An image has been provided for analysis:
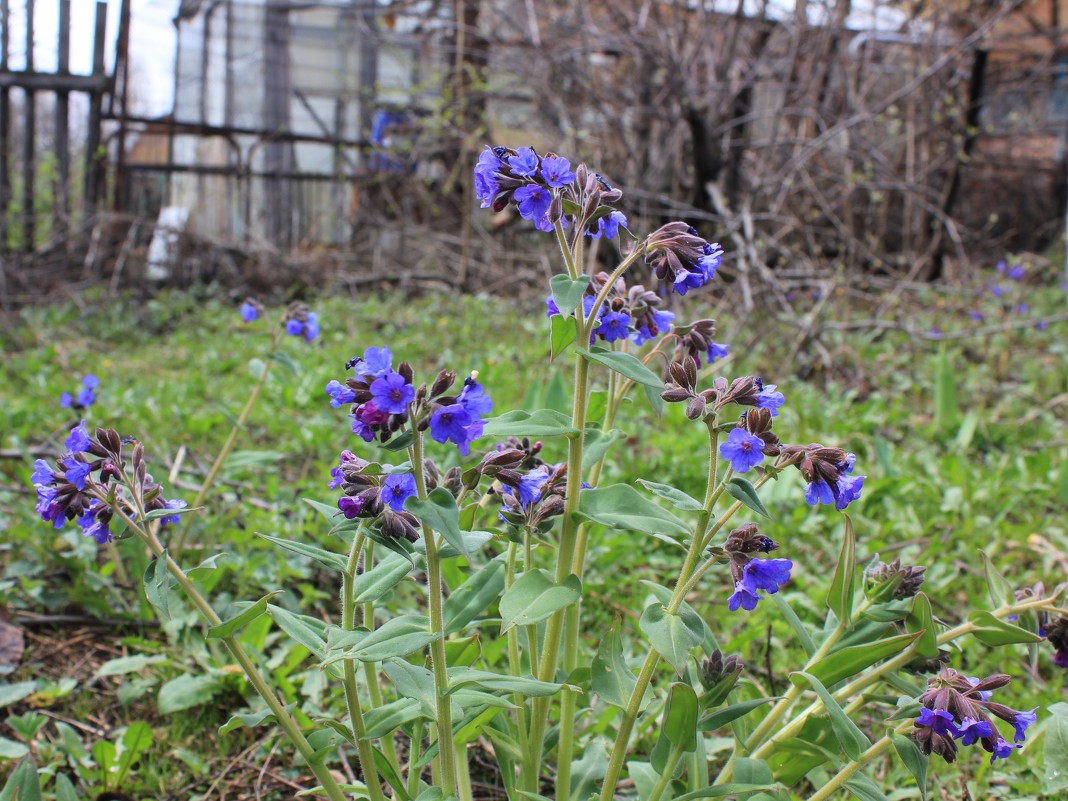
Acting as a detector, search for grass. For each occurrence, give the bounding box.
[0,264,1065,800]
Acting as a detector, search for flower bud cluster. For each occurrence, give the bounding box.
[30,422,186,545]
[864,558,927,602]
[646,222,723,296]
[779,444,865,511]
[327,451,421,542]
[1047,617,1068,668]
[327,346,493,457]
[474,145,626,237]
[496,460,569,531]
[700,649,744,705]
[672,319,727,366]
[723,523,792,611]
[913,668,1037,764]
[546,272,675,347]
[282,302,320,343]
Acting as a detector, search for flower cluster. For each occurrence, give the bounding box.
[31,422,186,544]
[723,523,792,611]
[282,302,320,343]
[662,365,785,425]
[327,346,492,457]
[328,451,423,541]
[646,222,723,296]
[780,444,865,511]
[60,374,100,410]
[475,145,625,237]
[240,299,263,323]
[546,272,676,346]
[913,668,1037,764]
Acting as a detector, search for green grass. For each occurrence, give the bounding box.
[0,268,1065,799]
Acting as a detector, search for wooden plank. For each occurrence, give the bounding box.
[0,0,10,254]
[84,1,107,213]
[22,0,35,251]
[0,70,108,92]
[55,0,71,237]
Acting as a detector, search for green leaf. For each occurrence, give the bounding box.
[549,274,591,316]
[933,346,959,432]
[731,757,773,785]
[383,661,438,712]
[443,559,506,634]
[328,615,441,663]
[905,593,939,658]
[142,505,202,522]
[143,551,174,622]
[674,786,774,801]
[699,697,779,731]
[267,605,329,659]
[0,738,28,760]
[353,550,415,604]
[592,627,637,709]
[158,674,223,715]
[257,533,350,573]
[378,430,417,452]
[844,775,890,801]
[767,594,816,657]
[1043,702,1068,794]
[0,758,40,801]
[188,553,228,578]
[967,611,1045,646]
[499,570,581,633]
[724,477,771,520]
[791,671,871,760]
[207,591,281,639]
[643,382,665,419]
[582,428,627,471]
[482,409,579,438]
[0,682,39,708]
[575,483,690,536]
[95,654,170,678]
[890,731,928,801]
[220,703,296,736]
[115,722,153,786]
[267,349,301,376]
[577,346,663,388]
[828,514,856,623]
[550,315,578,360]
[639,603,704,671]
[447,667,572,698]
[569,738,608,801]
[54,773,78,801]
[979,550,1016,609]
[807,632,921,687]
[362,698,424,740]
[635,480,704,512]
[663,682,699,752]
[406,488,487,562]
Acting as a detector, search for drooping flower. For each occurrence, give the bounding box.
[728,557,793,611]
[990,737,1020,763]
[283,304,319,343]
[325,380,357,409]
[62,458,91,491]
[370,372,415,415]
[957,717,992,746]
[707,342,729,363]
[756,383,785,417]
[588,210,628,240]
[720,428,765,473]
[338,495,365,519]
[382,474,417,512]
[157,498,188,526]
[430,404,477,453]
[1011,709,1038,743]
[77,503,112,545]
[917,708,958,737]
[65,421,91,454]
[32,459,55,486]
[474,147,502,208]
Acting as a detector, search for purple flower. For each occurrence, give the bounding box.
[957,717,993,746]
[1015,303,1029,315]
[969,310,984,322]
[59,392,74,408]
[510,146,539,177]
[517,467,550,506]
[325,380,357,409]
[697,244,723,280]
[727,583,761,611]
[588,210,628,240]
[32,459,54,486]
[756,384,784,417]
[76,388,96,407]
[673,269,706,296]
[834,474,865,511]
[996,260,1007,274]
[77,505,112,545]
[1054,650,1068,668]
[707,342,729,363]
[1007,263,1025,281]
[720,428,765,473]
[805,480,835,506]
[632,309,674,346]
[65,421,90,454]
[459,377,493,417]
[430,403,476,449]
[1012,708,1038,743]
[474,148,502,208]
[728,557,792,611]
[338,496,364,519]
[596,311,631,343]
[991,285,1005,298]
[382,474,416,512]
[62,458,91,491]
[916,708,957,737]
[360,346,393,378]
[328,450,357,490]
[35,485,64,528]
[370,372,414,415]
[240,302,259,322]
[514,185,552,223]
[157,498,188,526]
[990,737,1020,763]
[286,313,320,343]
[83,375,99,390]
[540,156,575,188]
[351,402,390,441]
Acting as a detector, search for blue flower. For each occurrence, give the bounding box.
[916,708,957,737]
[957,717,993,746]
[459,377,493,417]
[588,210,628,240]
[1012,708,1037,743]
[66,422,90,454]
[32,459,54,486]
[596,311,631,343]
[756,383,784,416]
[62,458,91,491]
[697,243,723,280]
[707,342,729,363]
[351,402,389,442]
[325,379,357,409]
[338,496,364,519]
[834,474,865,510]
[240,302,259,322]
[510,146,539,177]
[286,313,320,343]
[474,147,502,208]
[60,392,74,408]
[990,737,1020,763]
[370,372,414,415]
[157,499,188,526]
[540,156,575,188]
[83,375,100,390]
[517,468,551,506]
[720,428,765,473]
[728,557,792,611]
[360,346,393,378]
[77,504,112,545]
[514,184,552,223]
[76,387,96,407]
[673,269,706,296]
[1007,263,1025,281]
[35,485,64,528]
[382,474,416,512]
[430,403,477,452]
[805,480,835,506]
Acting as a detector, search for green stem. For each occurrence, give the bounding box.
[647,745,686,801]
[406,720,425,798]
[359,541,401,775]
[555,220,580,281]
[113,506,348,801]
[585,244,648,324]
[342,531,387,801]
[409,433,458,798]
[804,723,909,801]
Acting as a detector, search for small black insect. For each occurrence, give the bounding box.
[345,356,361,370]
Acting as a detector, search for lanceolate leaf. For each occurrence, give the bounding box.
[406,487,485,561]
[699,697,779,732]
[636,479,704,512]
[725,477,771,519]
[577,346,664,388]
[352,549,415,604]
[979,550,1017,609]
[257,533,350,573]
[144,552,175,622]
[575,483,690,536]
[442,558,506,634]
[792,671,871,760]
[905,592,939,658]
[325,615,441,664]
[207,591,281,639]
[828,514,856,623]
[967,611,1045,646]
[890,731,928,801]
[499,570,581,633]
[807,631,921,687]
[663,682,699,752]
[483,409,579,438]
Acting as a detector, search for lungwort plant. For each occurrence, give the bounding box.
[20,146,1066,801]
